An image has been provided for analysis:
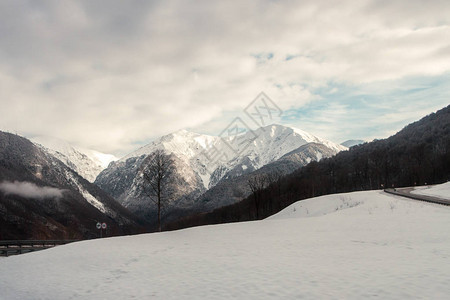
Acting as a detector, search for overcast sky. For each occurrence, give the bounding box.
[1,0,449,156]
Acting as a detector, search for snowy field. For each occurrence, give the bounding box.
[411,181,450,199]
[1,185,450,299]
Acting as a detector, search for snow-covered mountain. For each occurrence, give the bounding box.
[341,139,365,148]
[195,142,341,212]
[109,124,345,188]
[0,131,142,240]
[31,136,117,182]
[95,124,346,223]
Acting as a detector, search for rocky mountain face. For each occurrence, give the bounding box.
[116,153,207,222]
[31,136,117,182]
[195,142,339,212]
[0,131,143,240]
[95,124,346,224]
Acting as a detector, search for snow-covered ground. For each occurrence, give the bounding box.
[411,181,450,199]
[1,186,450,299]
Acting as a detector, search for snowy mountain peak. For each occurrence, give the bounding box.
[101,124,345,196]
[120,130,217,163]
[341,139,365,148]
[96,124,347,222]
[246,124,346,153]
[31,136,117,182]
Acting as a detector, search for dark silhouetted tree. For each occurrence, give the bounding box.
[140,149,175,232]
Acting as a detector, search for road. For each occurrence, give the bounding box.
[384,187,450,206]
[0,240,77,257]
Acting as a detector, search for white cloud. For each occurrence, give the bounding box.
[0,0,449,155]
[0,181,65,199]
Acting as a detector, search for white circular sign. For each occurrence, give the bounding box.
[96,222,101,229]
[101,222,107,229]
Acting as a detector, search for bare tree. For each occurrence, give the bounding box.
[247,174,268,219]
[139,149,175,232]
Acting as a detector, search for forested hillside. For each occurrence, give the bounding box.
[0,132,144,239]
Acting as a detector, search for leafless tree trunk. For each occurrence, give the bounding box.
[140,149,174,232]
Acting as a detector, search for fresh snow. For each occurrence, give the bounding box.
[65,170,106,214]
[31,136,117,182]
[292,127,347,153]
[316,151,323,161]
[341,139,365,148]
[411,182,450,200]
[1,185,450,299]
[79,188,106,214]
[77,148,117,169]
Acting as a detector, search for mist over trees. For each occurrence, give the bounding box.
[0,131,144,240]
[166,105,450,230]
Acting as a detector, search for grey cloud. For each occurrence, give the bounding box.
[0,0,449,155]
[0,181,65,199]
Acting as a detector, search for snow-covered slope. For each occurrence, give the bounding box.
[31,136,117,182]
[340,139,365,148]
[411,182,450,199]
[1,187,449,299]
[117,124,345,189]
[196,142,340,211]
[77,148,117,170]
[95,124,346,222]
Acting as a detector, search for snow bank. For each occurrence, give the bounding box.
[268,190,422,220]
[411,182,450,200]
[1,190,450,299]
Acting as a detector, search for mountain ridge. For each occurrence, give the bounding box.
[341,139,365,148]
[95,124,346,225]
[31,136,117,182]
[0,131,143,239]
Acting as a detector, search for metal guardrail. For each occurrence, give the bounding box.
[0,240,78,257]
[384,188,450,206]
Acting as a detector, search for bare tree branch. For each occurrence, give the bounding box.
[139,149,175,232]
